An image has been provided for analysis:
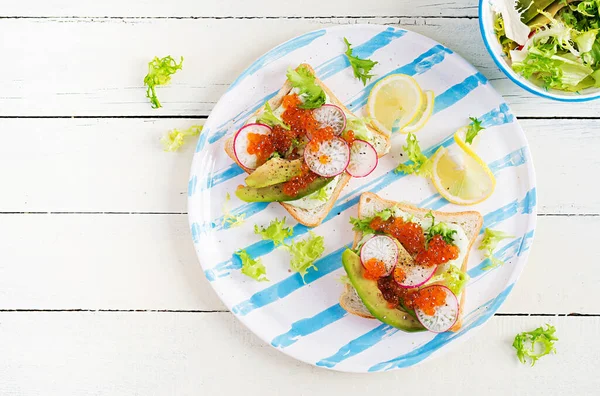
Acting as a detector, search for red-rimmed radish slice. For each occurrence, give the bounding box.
[360,235,398,277]
[233,123,272,170]
[312,104,346,136]
[346,140,378,178]
[304,137,350,177]
[414,285,459,333]
[393,261,436,289]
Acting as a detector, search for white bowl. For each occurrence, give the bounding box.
[478,0,600,102]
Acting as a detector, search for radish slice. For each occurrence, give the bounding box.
[304,137,350,177]
[414,285,459,333]
[233,123,272,170]
[346,140,378,178]
[360,235,398,276]
[312,104,346,136]
[394,261,436,289]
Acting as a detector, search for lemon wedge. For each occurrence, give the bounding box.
[402,90,435,134]
[367,74,423,136]
[430,133,495,205]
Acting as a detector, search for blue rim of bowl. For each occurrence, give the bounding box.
[478,0,600,102]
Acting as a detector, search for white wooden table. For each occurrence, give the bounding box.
[1,1,598,395]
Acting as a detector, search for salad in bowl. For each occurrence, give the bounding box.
[480,0,600,100]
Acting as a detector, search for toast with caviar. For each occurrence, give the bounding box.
[340,192,483,333]
[224,64,390,227]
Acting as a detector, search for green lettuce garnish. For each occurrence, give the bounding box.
[394,133,433,176]
[314,187,329,202]
[424,212,457,246]
[285,232,325,278]
[160,125,203,152]
[256,102,290,130]
[144,55,184,109]
[431,265,470,296]
[465,117,485,145]
[254,217,293,246]
[222,193,246,228]
[479,228,514,270]
[345,116,374,142]
[510,6,600,92]
[494,13,518,56]
[513,324,558,366]
[344,37,379,85]
[236,249,268,282]
[286,65,326,109]
[349,208,393,234]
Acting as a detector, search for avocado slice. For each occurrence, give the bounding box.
[341,249,425,332]
[245,158,303,188]
[236,176,333,203]
[517,0,555,24]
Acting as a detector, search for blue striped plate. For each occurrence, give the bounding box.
[188,24,537,372]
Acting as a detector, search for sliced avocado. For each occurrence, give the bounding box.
[527,0,576,29]
[341,249,425,332]
[245,158,303,188]
[517,0,555,24]
[236,176,333,203]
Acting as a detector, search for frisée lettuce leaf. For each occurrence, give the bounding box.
[395,133,433,177]
[254,217,293,247]
[285,232,325,278]
[236,249,268,282]
[286,65,326,109]
[160,125,202,152]
[479,228,514,270]
[144,55,183,109]
[344,37,379,85]
[513,324,558,366]
[257,102,290,130]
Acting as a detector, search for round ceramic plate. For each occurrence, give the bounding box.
[188,24,537,372]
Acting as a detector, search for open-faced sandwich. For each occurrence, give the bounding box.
[226,64,391,227]
[340,192,483,333]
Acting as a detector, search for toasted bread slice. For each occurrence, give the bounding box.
[340,192,483,331]
[224,64,390,227]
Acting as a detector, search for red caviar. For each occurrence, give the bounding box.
[412,286,447,316]
[392,266,406,284]
[395,222,426,255]
[270,125,294,154]
[343,130,356,146]
[246,132,274,166]
[281,94,320,136]
[415,235,459,267]
[363,258,387,280]
[282,164,318,197]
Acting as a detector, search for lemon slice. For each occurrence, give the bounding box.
[431,138,495,205]
[402,90,435,134]
[367,74,423,136]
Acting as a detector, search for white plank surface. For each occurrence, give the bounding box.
[1,17,600,117]
[0,118,596,214]
[1,0,598,391]
[4,0,478,17]
[0,214,597,313]
[0,313,596,396]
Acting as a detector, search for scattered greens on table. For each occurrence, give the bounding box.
[144,55,184,108]
[513,324,558,366]
[493,0,600,91]
[160,125,202,152]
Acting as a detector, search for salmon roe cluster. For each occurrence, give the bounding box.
[363,258,387,280]
[282,163,318,197]
[246,133,274,166]
[412,287,447,316]
[415,235,459,267]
